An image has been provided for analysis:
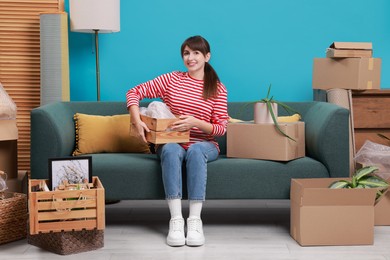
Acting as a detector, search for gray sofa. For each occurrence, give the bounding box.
[30,101,350,200]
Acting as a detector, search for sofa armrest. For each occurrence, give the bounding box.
[302,101,350,178]
[31,102,76,179]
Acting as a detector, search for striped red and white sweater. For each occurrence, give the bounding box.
[126,71,228,150]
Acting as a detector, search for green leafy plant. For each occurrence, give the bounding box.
[329,166,389,201]
[253,84,301,141]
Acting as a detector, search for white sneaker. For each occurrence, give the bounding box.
[167,218,185,246]
[186,218,205,246]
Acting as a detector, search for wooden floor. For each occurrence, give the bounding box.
[1,200,390,260]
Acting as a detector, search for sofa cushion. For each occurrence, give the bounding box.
[90,153,165,199]
[206,156,330,199]
[73,113,151,155]
[90,153,329,200]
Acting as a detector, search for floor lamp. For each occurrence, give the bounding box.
[69,0,120,101]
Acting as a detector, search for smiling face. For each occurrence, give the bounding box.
[182,45,210,80]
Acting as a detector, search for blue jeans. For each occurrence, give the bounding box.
[156,142,219,201]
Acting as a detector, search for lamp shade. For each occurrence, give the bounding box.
[69,0,120,33]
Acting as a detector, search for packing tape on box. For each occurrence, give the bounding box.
[368,58,374,70]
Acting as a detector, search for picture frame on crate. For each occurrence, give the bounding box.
[48,156,92,191]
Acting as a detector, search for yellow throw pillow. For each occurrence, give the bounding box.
[73,113,151,155]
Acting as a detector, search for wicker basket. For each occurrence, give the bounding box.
[0,192,27,245]
[28,229,104,255]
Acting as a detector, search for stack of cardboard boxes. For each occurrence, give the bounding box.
[312,42,382,176]
[313,42,381,90]
[0,85,25,193]
[290,42,386,246]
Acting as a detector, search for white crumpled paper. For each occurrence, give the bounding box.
[354,140,390,180]
[0,83,17,120]
[140,101,176,119]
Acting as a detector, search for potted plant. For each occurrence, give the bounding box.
[329,165,389,201]
[252,84,301,141]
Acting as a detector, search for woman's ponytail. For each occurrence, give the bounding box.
[203,62,220,99]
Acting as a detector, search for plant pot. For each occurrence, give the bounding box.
[254,102,278,124]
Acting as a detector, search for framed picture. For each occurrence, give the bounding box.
[48,156,92,191]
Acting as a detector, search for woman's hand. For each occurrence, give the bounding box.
[171,115,197,132]
[129,105,149,143]
[131,121,150,143]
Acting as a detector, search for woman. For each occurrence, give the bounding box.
[126,35,228,247]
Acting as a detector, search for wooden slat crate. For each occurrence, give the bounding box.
[140,114,179,131]
[28,176,105,235]
[145,129,190,144]
[140,114,190,144]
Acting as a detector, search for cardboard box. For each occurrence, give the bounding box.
[326,42,373,58]
[0,119,18,179]
[312,58,381,90]
[0,140,18,179]
[290,178,377,246]
[226,121,305,161]
[0,119,18,141]
[140,115,190,144]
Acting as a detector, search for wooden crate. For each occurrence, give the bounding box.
[145,129,190,144]
[140,115,179,131]
[352,89,390,151]
[140,115,190,144]
[28,176,105,235]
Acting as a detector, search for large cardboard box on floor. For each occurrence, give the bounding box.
[140,115,189,144]
[227,121,305,161]
[0,119,18,179]
[326,42,373,58]
[290,178,377,246]
[312,57,381,90]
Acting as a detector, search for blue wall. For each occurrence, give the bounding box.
[66,0,390,102]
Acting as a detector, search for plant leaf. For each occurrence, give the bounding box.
[376,189,386,201]
[273,100,301,116]
[358,176,389,189]
[352,175,357,188]
[266,101,296,142]
[329,180,350,189]
[266,84,272,99]
[354,166,379,181]
[356,184,366,189]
